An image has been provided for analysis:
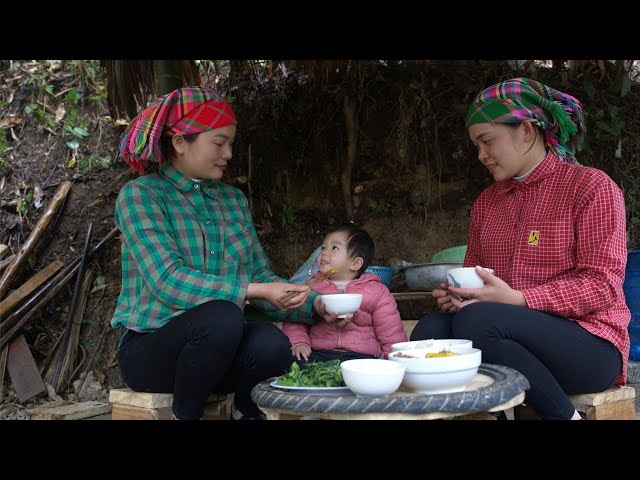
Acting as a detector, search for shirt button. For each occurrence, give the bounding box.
[210,250,215,255]
[205,220,211,225]
[194,184,199,189]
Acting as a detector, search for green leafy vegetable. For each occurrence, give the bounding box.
[276,359,345,387]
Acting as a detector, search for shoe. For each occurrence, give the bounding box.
[230,402,264,421]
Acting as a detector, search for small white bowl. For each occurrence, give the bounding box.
[340,359,405,397]
[390,338,473,352]
[388,347,481,394]
[320,293,363,318]
[446,267,494,289]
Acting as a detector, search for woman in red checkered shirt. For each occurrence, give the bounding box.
[411,77,631,420]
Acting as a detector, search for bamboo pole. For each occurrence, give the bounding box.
[0,181,72,299]
[43,269,95,392]
[49,223,92,390]
[0,227,118,350]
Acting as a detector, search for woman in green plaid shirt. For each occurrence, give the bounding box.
[111,87,315,420]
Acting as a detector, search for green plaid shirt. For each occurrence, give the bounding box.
[111,163,317,332]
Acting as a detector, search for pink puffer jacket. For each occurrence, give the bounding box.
[283,273,407,358]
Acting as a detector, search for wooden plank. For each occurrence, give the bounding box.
[7,334,46,403]
[585,399,635,420]
[0,260,64,316]
[451,412,497,420]
[109,388,228,411]
[112,404,162,420]
[392,292,433,301]
[513,404,540,420]
[0,345,7,387]
[25,400,71,414]
[569,385,635,408]
[109,388,174,409]
[31,401,112,420]
[203,399,227,420]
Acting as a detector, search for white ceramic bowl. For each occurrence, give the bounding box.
[388,347,481,394]
[446,267,494,288]
[390,338,473,352]
[320,293,363,318]
[340,359,405,397]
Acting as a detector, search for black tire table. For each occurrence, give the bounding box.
[251,363,529,420]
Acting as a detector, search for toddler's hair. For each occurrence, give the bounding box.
[327,223,374,276]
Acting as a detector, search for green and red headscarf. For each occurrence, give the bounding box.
[119,86,236,174]
[465,77,585,163]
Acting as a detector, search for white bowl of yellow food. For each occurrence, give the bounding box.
[388,347,481,394]
[390,338,472,352]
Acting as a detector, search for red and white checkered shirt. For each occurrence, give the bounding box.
[466,152,631,384]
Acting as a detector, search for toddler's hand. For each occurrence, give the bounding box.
[292,343,311,361]
[313,296,340,324]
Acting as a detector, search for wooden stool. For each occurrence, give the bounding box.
[109,388,230,420]
[513,385,636,420]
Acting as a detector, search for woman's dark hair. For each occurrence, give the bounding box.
[328,223,375,276]
[160,132,200,162]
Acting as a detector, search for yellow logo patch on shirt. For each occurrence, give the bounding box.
[528,230,539,246]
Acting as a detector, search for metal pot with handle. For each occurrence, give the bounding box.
[399,260,463,291]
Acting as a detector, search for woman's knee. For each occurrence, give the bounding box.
[249,324,292,366]
[184,300,244,344]
[452,302,510,339]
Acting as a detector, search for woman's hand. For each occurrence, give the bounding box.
[448,266,526,310]
[313,296,356,327]
[249,282,311,311]
[291,343,311,361]
[433,283,459,314]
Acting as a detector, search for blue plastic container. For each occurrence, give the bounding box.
[623,247,640,361]
[365,266,395,288]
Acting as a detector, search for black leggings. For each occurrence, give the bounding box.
[298,349,378,366]
[411,302,622,420]
[117,300,293,420]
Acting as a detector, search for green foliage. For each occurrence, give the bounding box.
[281,202,296,227]
[68,60,106,100]
[79,155,109,176]
[26,68,54,96]
[24,103,56,129]
[368,198,387,214]
[0,132,12,169]
[583,79,597,100]
[63,107,90,139]
[18,190,32,216]
[64,88,82,104]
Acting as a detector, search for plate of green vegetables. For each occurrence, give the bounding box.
[270,359,352,396]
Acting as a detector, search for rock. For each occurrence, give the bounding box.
[73,371,107,402]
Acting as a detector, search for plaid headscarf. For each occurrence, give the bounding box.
[465,77,585,163]
[119,86,236,174]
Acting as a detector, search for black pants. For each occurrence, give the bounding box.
[297,349,378,366]
[411,302,622,420]
[117,300,293,420]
